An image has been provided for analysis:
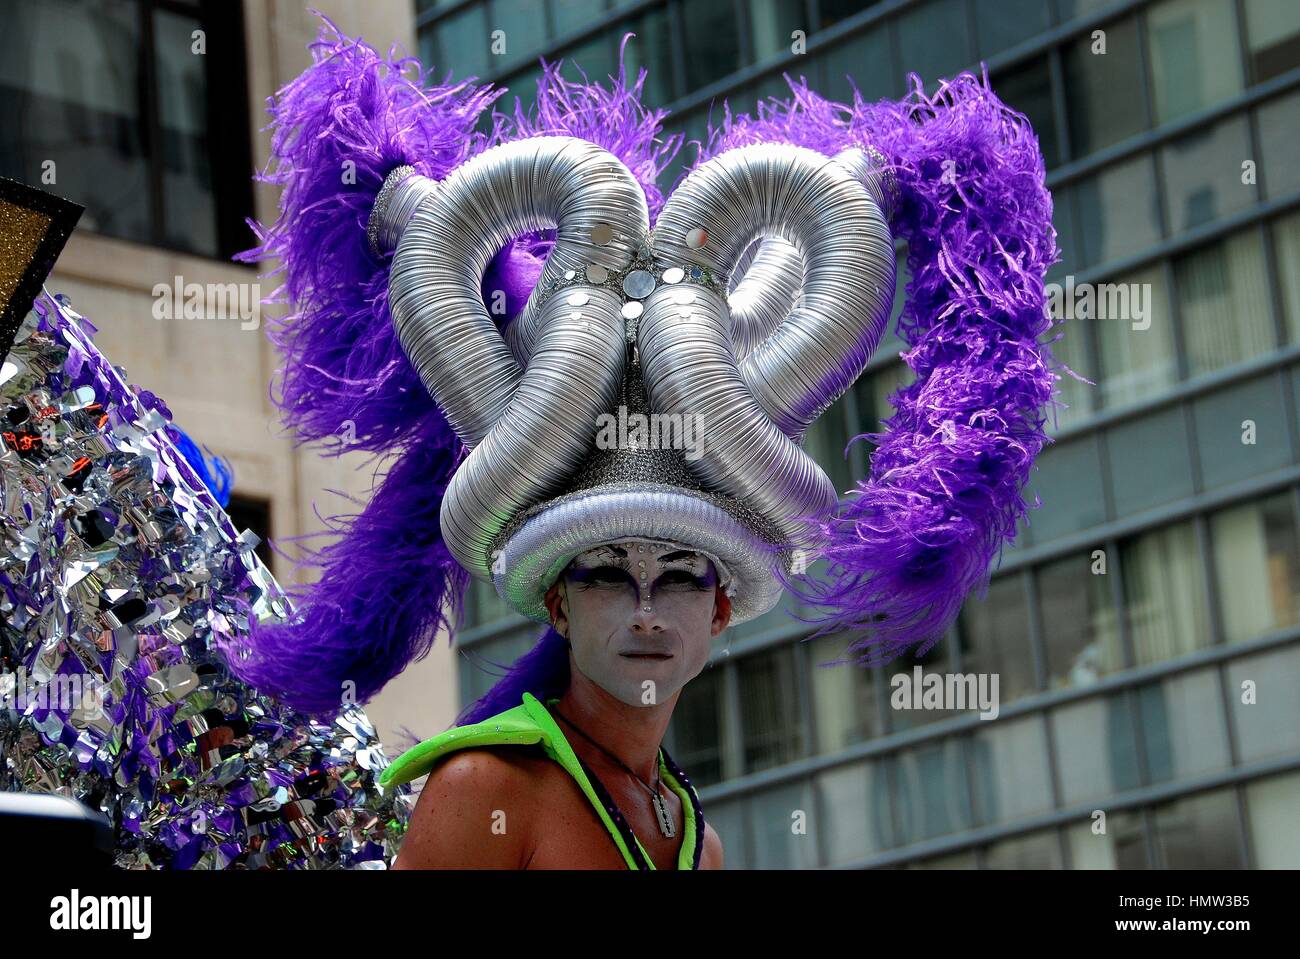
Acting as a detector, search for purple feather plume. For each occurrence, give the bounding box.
[700,71,1062,662]
[217,433,469,716]
[237,13,500,454]
[492,34,683,221]
[224,15,500,714]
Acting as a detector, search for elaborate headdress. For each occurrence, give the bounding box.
[228,18,1060,717]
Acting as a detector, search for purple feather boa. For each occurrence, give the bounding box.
[491,36,683,222]
[217,434,470,716]
[699,71,1061,662]
[237,14,500,454]
[225,15,494,713]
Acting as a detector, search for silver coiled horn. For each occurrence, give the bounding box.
[723,147,897,372]
[377,136,650,578]
[641,143,896,546]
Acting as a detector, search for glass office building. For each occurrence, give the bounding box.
[418,0,1300,868]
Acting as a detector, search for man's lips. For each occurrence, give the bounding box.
[619,651,674,660]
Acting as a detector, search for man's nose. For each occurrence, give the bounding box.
[630,603,665,632]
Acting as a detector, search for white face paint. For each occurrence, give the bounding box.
[554,540,727,707]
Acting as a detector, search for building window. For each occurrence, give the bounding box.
[1175,228,1275,376]
[1135,667,1230,783]
[738,643,806,772]
[1271,209,1300,344]
[467,574,513,628]
[818,22,895,104]
[1121,519,1213,667]
[816,760,894,862]
[1062,16,1147,158]
[457,626,537,709]
[559,30,615,84]
[1243,0,1300,83]
[1046,313,1095,434]
[885,634,955,733]
[1245,770,1300,867]
[1050,692,1142,804]
[423,3,492,79]
[957,573,1037,705]
[1038,550,1124,689]
[1074,153,1162,270]
[552,0,609,38]
[817,0,884,30]
[1257,89,1300,200]
[1104,405,1195,516]
[888,735,972,843]
[800,395,853,494]
[1146,0,1244,126]
[1227,644,1300,762]
[746,779,820,867]
[1191,374,1290,490]
[0,0,253,260]
[699,797,747,867]
[748,0,808,62]
[992,55,1060,169]
[852,359,915,450]
[1095,264,1176,410]
[680,0,744,90]
[486,0,549,71]
[1209,490,1300,644]
[1050,183,1080,279]
[809,633,880,754]
[622,5,677,108]
[671,662,726,785]
[1159,114,1255,235]
[1152,788,1246,867]
[1022,435,1108,543]
[973,0,1054,60]
[1065,808,1148,868]
[985,829,1064,868]
[896,0,972,91]
[968,715,1055,827]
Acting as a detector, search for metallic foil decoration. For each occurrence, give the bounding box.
[372,136,896,626]
[0,294,411,868]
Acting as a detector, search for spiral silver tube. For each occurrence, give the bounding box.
[726,238,804,365]
[651,143,895,447]
[724,146,897,371]
[381,137,648,577]
[386,136,649,449]
[439,285,627,578]
[638,281,837,551]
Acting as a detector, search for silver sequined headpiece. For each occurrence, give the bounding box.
[368,136,896,625]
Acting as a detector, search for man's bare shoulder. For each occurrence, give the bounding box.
[702,820,724,869]
[393,746,552,869]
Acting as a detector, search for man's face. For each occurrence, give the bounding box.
[544,541,731,707]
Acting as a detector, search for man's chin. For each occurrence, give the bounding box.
[601,670,685,708]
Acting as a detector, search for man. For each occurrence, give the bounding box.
[391,542,727,869]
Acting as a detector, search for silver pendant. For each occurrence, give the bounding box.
[652,792,675,839]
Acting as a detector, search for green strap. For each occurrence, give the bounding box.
[379,692,698,870]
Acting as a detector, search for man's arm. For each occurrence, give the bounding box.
[392,749,536,869]
[702,821,724,869]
